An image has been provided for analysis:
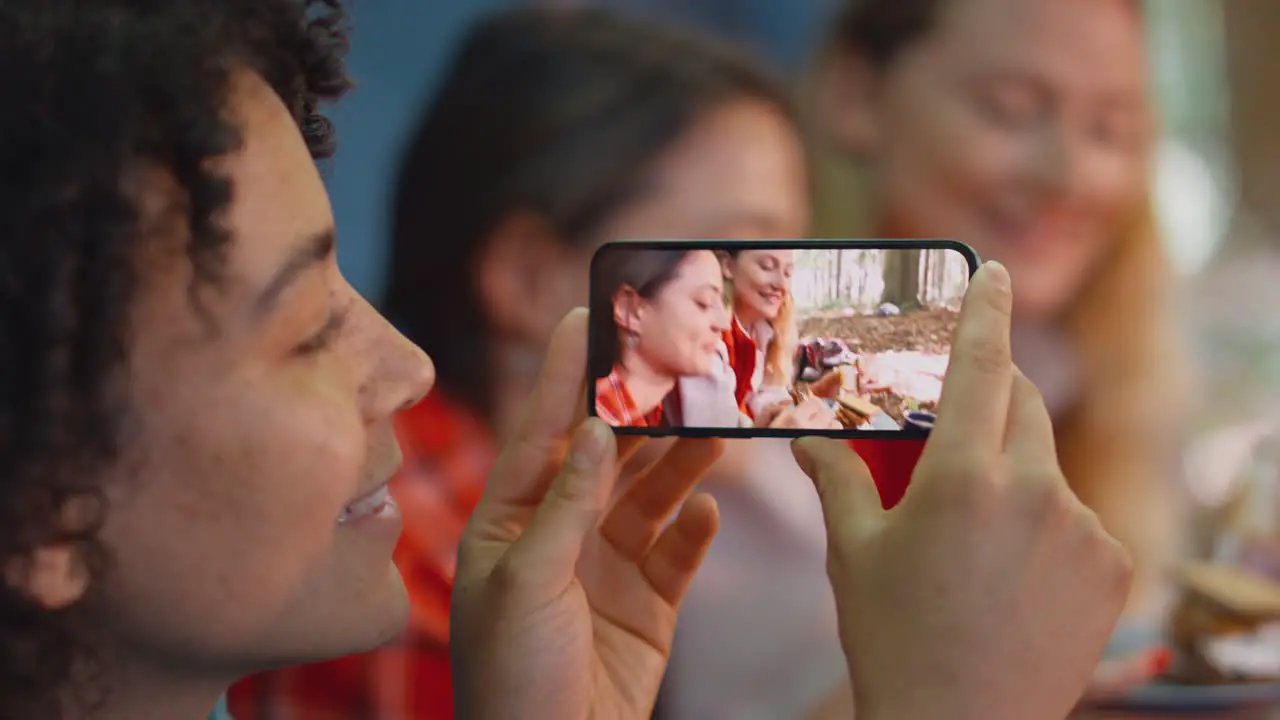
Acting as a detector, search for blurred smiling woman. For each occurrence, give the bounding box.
[813,0,1186,621]
[666,0,1188,717]
[592,248,730,428]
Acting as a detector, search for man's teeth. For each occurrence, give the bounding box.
[338,484,394,523]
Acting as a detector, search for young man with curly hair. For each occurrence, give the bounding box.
[0,0,438,717]
[1,3,732,716]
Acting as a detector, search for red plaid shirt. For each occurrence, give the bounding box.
[594,366,663,427]
[722,317,758,417]
[228,391,495,719]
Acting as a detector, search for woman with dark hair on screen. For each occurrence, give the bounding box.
[591,248,730,428]
[230,6,806,716]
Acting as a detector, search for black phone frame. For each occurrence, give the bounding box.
[586,238,981,439]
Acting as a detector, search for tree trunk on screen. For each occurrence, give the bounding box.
[921,250,934,307]
[882,248,921,308]
[834,249,844,300]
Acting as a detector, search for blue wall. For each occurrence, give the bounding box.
[328,0,512,299]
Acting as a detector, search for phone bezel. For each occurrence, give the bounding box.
[586,238,980,439]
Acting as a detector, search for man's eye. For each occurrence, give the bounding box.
[294,307,348,356]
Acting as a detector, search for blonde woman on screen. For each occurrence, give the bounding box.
[678,247,842,431]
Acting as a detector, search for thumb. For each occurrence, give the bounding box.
[792,437,885,541]
[505,418,616,590]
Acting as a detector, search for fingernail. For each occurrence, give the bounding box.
[1149,647,1173,675]
[567,419,610,469]
[983,260,1011,292]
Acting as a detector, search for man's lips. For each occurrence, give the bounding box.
[338,446,404,524]
[338,482,395,523]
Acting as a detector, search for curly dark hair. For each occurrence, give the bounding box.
[0,1,351,716]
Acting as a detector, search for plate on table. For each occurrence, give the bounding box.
[1090,624,1280,716]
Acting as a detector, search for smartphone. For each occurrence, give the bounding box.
[587,238,979,439]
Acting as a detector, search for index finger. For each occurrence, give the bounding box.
[473,309,591,533]
[1004,370,1058,468]
[929,261,1015,457]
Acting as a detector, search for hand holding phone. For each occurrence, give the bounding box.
[768,395,842,430]
[796,262,1133,720]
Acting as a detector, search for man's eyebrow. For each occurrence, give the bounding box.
[252,229,336,317]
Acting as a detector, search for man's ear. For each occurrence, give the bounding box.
[5,544,89,610]
[814,47,885,157]
[475,212,576,346]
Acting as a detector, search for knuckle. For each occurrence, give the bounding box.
[1013,374,1046,408]
[1072,506,1135,600]
[918,451,1002,503]
[487,550,536,598]
[1091,521,1136,597]
[1018,465,1069,497]
[1109,540,1136,595]
[1015,474,1069,522]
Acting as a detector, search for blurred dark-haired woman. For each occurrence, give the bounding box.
[229,6,807,717]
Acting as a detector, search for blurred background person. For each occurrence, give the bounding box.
[229,6,807,717]
[811,0,1186,621]
[662,0,1189,718]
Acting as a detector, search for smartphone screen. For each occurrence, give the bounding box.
[587,239,978,439]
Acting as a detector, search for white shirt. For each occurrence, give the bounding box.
[664,438,848,719]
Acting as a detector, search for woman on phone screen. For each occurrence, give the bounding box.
[678,245,843,431]
[717,249,798,417]
[591,248,730,428]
